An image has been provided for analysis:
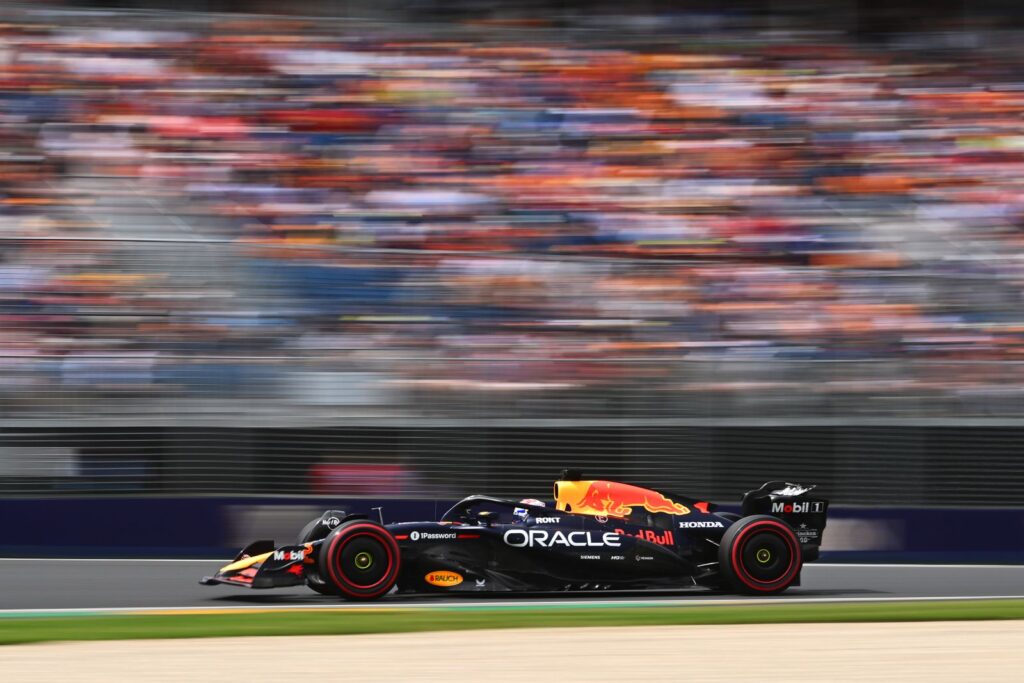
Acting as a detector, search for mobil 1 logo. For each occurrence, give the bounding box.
[772,501,825,514]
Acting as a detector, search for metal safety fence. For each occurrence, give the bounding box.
[2,424,1024,508]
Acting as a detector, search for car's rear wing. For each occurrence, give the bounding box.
[742,481,828,562]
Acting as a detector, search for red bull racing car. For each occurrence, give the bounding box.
[201,471,828,599]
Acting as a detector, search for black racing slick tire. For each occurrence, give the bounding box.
[318,520,400,601]
[297,512,346,596]
[719,515,802,595]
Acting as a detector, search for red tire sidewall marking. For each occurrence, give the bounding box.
[324,524,398,598]
[729,520,799,592]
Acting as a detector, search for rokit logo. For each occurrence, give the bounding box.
[678,521,725,529]
[772,501,825,514]
[409,530,457,541]
[272,549,306,561]
[534,517,561,524]
[503,529,622,548]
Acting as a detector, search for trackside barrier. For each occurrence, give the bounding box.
[0,498,1021,563]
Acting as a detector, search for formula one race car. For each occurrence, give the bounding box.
[201,471,828,599]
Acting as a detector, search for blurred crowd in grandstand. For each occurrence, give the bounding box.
[3,5,1024,418]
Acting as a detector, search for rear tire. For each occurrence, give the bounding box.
[318,520,400,601]
[719,515,801,594]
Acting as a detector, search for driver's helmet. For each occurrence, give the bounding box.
[513,498,546,524]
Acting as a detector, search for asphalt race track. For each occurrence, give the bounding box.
[0,560,1022,612]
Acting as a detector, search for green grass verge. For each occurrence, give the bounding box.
[2,599,1023,645]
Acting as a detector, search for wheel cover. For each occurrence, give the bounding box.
[354,551,373,570]
[729,520,799,592]
[334,533,391,589]
[740,531,791,582]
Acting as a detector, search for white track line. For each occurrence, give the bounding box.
[1,594,1024,616]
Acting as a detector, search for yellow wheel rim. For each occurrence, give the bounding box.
[354,551,373,570]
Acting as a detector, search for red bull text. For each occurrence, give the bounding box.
[614,528,675,546]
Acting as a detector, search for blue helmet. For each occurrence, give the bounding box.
[513,498,545,523]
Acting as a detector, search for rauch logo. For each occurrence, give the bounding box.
[425,571,464,587]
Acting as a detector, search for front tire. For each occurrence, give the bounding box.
[719,515,801,594]
[318,520,400,601]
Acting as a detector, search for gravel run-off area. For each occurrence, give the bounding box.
[3,621,1022,682]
